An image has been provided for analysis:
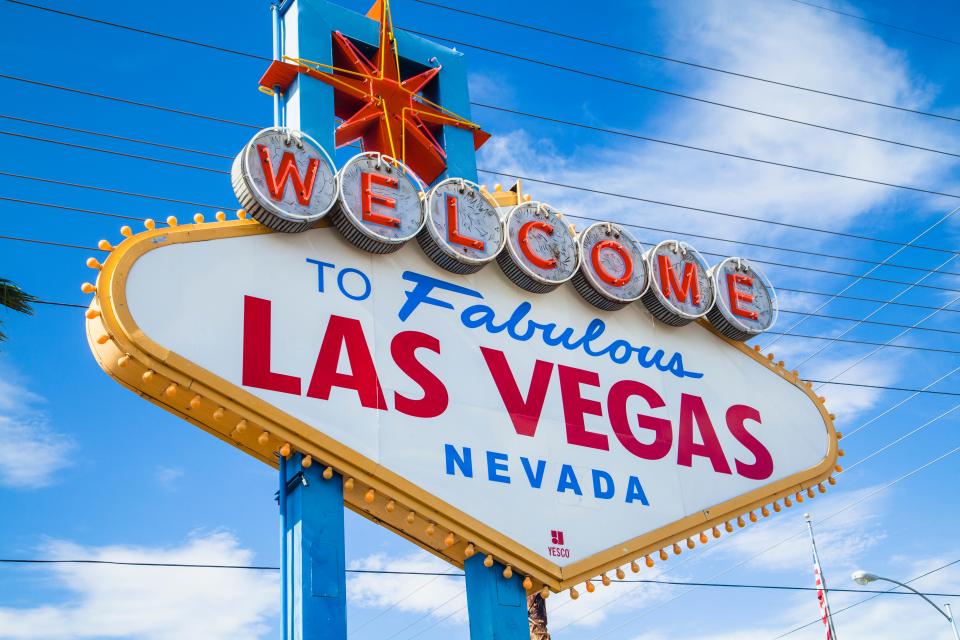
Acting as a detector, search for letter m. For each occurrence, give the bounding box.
[256,144,320,205]
[658,254,701,305]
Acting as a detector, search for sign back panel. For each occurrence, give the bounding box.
[86,219,838,592]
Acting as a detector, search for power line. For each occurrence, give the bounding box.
[7,111,960,279]
[0,72,259,129]
[772,558,960,638]
[0,114,235,159]
[0,234,98,251]
[0,129,227,174]
[2,0,273,60]
[785,0,960,47]
[404,25,960,163]
[475,98,960,163]
[478,168,960,256]
[585,439,960,640]
[0,170,232,210]
[777,308,960,335]
[2,71,958,256]
[0,196,143,221]
[9,67,959,202]
[9,0,957,160]
[410,0,960,124]
[3,557,955,597]
[10,128,960,295]
[25,294,956,355]
[22,295,960,396]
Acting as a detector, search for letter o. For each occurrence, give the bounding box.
[337,267,372,301]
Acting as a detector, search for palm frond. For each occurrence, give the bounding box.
[0,278,37,342]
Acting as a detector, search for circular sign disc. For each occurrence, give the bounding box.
[231,128,337,233]
[498,202,580,293]
[707,257,778,341]
[641,240,715,326]
[418,178,505,274]
[334,153,425,254]
[573,222,649,310]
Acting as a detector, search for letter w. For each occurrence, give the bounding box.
[257,145,320,205]
[480,347,553,437]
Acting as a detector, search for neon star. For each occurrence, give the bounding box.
[260,0,490,184]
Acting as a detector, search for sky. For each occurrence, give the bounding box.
[1,0,960,638]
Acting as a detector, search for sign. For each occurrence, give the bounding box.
[82,0,838,600]
[85,216,838,592]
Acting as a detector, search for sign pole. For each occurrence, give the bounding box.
[280,454,348,639]
[464,556,530,640]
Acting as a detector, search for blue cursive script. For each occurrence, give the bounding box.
[397,271,703,380]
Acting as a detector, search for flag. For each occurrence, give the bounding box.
[813,552,834,639]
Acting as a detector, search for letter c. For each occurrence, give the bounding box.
[518,220,557,270]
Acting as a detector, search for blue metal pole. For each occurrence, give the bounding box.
[281,455,347,640]
[464,556,530,640]
[279,454,289,640]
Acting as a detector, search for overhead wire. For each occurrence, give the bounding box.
[6,111,960,279]
[2,70,959,255]
[763,204,960,350]
[771,558,960,639]
[784,0,960,47]
[583,439,960,639]
[8,0,959,160]
[410,0,960,124]
[9,129,960,296]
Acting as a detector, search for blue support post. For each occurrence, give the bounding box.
[280,454,347,640]
[464,556,530,640]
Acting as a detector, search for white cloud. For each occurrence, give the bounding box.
[0,532,277,640]
[0,366,72,488]
[155,465,185,489]
[347,551,467,625]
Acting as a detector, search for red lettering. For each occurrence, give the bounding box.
[480,347,553,437]
[306,315,386,410]
[607,380,672,460]
[727,273,759,320]
[241,296,302,395]
[658,254,701,305]
[391,331,448,419]
[446,195,484,250]
[518,221,557,270]
[256,145,320,206]
[726,405,772,480]
[592,240,633,287]
[361,172,400,228]
[558,365,609,451]
[677,393,731,474]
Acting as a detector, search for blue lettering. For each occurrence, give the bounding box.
[592,469,615,499]
[305,258,335,292]
[337,267,371,301]
[487,451,510,484]
[399,270,703,380]
[557,464,583,496]
[520,457,546,488]
[625,476,650,505]
[445,444,473,477]
[398,271,483,322]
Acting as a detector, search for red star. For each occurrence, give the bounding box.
[259,0,490,184]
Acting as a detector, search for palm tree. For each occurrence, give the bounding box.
[0,278,37,341]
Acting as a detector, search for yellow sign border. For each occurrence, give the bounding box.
[84,217,840,594]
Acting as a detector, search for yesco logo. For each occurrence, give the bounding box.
[549,530,570,559]
[232,127,779,338]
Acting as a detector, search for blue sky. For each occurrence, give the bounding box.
[1,0,960,638]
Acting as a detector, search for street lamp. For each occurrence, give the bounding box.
[851,570,960,640]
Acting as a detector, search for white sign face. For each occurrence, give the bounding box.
[120,225,832,569]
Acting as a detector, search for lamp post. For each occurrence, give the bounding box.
[851,570,960,640]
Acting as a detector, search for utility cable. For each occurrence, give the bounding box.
[785,0,960,47]
[763,204,960,350]
[9,128,960,295]
[7,110,960,278]
[411,0,960,124]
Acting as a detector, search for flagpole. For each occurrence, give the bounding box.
[806,513,839,639]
